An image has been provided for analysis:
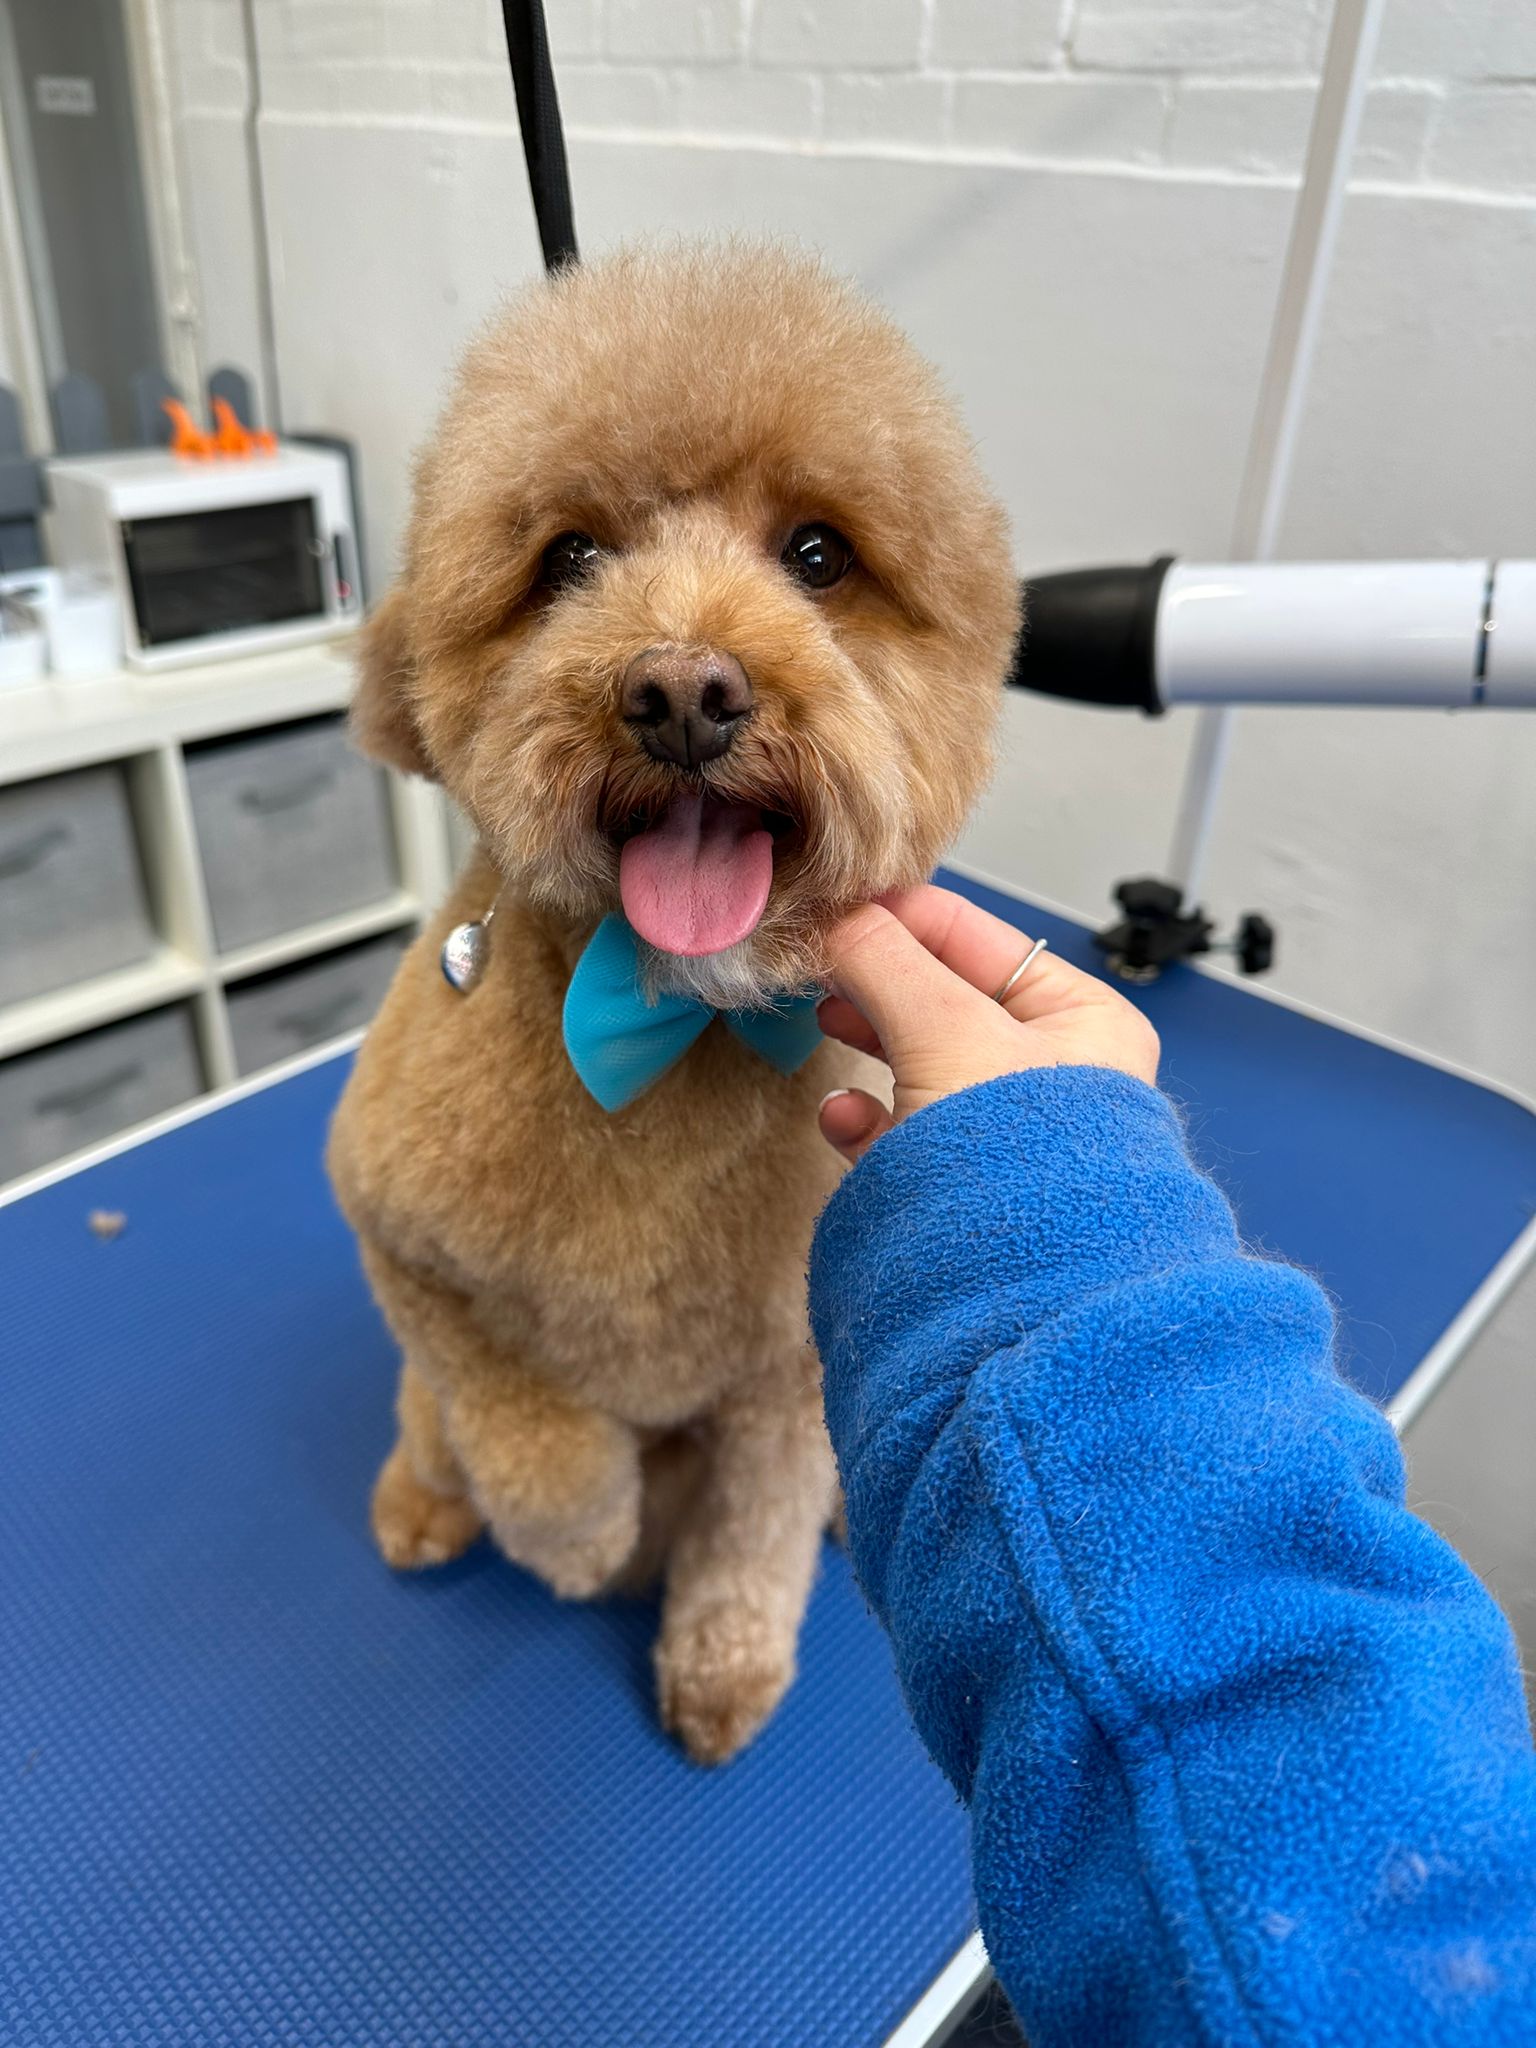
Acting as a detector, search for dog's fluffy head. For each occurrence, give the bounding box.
[356,239,1019,1007]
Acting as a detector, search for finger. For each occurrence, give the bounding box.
[818,1087,894,1165]
[878,884,1117,1023]
[824,903,999,1065]
[815,992,884,1060]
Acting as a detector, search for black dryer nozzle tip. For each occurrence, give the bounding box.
[1008,557,1175,712]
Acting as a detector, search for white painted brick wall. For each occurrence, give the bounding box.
[1375,0,1536,84]
[954,73,1168,164]
[557,62,677,131]
[607,0,746,65]
[182,0,1535,196]
[822,70,949,146]
[381,3,500,66]
[1428,86,1536,194]
[266,0,386,66]
[1162,81,1321,177]
[427,61,517,124]
[752,0,926,73]
[1070,0,1330,77]
[1352,87,1445,184]
[1164,81,1442,183]
[547,0,604,63]
[929,0,1061,70]
[673,63,820,140]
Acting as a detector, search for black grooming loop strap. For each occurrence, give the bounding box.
[500,0,579,271]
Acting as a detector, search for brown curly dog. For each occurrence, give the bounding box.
[327,239,1019,1763]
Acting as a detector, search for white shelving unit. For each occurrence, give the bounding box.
[0,632,453,1121]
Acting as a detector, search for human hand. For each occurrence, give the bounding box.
[818,885,1161,1163]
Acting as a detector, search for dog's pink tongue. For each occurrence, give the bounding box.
[619,794,773,957]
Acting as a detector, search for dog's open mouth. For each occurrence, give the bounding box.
[618,792,794,958]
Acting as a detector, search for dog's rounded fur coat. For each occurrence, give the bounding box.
[329,241,1019,1762]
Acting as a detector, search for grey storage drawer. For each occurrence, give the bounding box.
[0,765,156,1007]
[186,715,398,954]
[226,930,410,1077]
[0,1004,202,1184]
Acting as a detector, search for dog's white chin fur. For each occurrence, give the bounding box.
[640,933,815,1015]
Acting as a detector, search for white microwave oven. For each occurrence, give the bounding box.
[45,443,362,672]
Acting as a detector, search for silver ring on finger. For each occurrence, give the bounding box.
[992,936,1050,1007]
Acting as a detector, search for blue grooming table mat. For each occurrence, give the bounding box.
[5,877,1536,2047]
[1,1057,973,2048]
[946,871,1536,1408]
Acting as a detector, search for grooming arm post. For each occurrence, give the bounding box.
[1167,0,1390,896]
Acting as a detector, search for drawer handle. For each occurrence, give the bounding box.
[276,991,360,1039]
[36,1062,141,1117]
[239,767,336,815]
[0,822,72,880]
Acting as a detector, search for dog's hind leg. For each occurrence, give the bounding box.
[371,1359,485,1570]
[654,1359,837,1765]
[612,1429,709,1596]
[360,1241,643,1601]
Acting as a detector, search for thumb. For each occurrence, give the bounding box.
[824,903,994,1069]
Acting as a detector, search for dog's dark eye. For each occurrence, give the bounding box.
[781,523,854,591]
[540,531,602,591]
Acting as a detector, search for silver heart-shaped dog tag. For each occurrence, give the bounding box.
[440,919,490,993]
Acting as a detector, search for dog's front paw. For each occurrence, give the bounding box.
[656,1605,796,1765]
[465,1402,642,1600]
[371,1445,484,1569]
[495,1480,641,1601]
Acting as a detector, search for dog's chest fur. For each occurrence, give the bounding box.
[329,874,858,1428]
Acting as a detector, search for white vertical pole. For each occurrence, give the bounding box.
[0,2,58,449]
[1165,0,1389,900]
[123,0,208,414]
[238,0,286,430]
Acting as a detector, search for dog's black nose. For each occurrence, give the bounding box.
[621,645,753,769]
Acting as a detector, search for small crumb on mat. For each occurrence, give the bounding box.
[87,1210,127,1241]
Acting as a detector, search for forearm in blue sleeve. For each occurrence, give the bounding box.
[810,1068,1536,2047]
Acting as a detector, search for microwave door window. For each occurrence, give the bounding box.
[122,499,325,647]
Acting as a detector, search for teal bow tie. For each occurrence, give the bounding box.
[562,915,822,1112]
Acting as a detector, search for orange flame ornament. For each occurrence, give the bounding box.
[162,396,277,460]
[212,397,277,457]
[162,398,214,459]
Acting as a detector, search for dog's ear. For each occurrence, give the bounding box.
[350,584,435,779]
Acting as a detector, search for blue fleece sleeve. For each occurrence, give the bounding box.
[809,1068,1536,2048]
